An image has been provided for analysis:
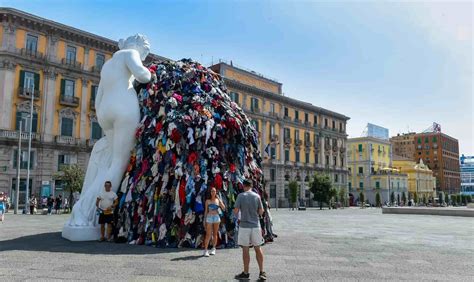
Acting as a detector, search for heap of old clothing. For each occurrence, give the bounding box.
[115,59,264,248]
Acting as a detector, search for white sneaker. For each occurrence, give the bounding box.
[210,248,216,255]
[203,250,210,257]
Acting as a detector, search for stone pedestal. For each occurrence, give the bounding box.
[62,224,101,241]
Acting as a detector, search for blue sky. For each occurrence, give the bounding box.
[3,0,472,154]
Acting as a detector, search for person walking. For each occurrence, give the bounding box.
[47,195,54,215]
[233,179,266,281]
[55,195,62,215]
[96,181,118,242]
[202,187,225,257]
[29,196,37,215]
[0,198,6,222]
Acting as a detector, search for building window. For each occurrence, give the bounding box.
[324,118,328,128]
[66,45,76,63]
[270,168,276,181]
[376,181,380,189]
[284,107,289,117]
[340,156,344,166]
[333,156,337,166]
[62,79,75,98]
[294,129,299,142]
[19,70,39,92]
[305,152,309,163]
[16,111,38,133]
[25,34,38,53]
[325,155,329,165]
[358,167,363,174]
[270,147,276,159]
[91,121,102,140]
[315,153,319,164]
[229,92,239,103]
[339,123,343,132]
[270,185,276,198]
[335,174,339,183]
[304,113,308,122]
[91,85,98,104]
[295,150,300,162]
[270,124,275,137]
[285,149,290,162]
[371,167,375,174]
[359,182,364,189]
[270,103,275,114]
[425,137,429,143]
[95,53,105,68]
[358,144,363,152]
[294,110,299,121]
[433,136,437,142]
[332,120,336,129]
[13,150,34,169]
[417,137,422,144]
[284,127,290,139]
[314,115,318,125]
[250,97,259,112]
[348,182,352,190]
[61,117,74,137]
[58,154,76,170]
[305,132,310,142]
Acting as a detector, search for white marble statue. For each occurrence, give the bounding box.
[62,34,152,241]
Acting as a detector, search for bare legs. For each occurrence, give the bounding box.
[204,222,220,250]
[241,246,264,274]
[204,222,212,250]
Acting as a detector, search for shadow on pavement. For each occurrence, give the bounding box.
[0,232,191,255]
[170,254,203,261]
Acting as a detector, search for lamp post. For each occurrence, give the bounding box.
[14,121,22,214]
[24,86,35,214]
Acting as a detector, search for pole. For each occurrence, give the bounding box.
[14,121,22,214]
[274,155,278,211]
[24,86,34,214]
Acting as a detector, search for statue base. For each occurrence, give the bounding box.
[62,224,101,241]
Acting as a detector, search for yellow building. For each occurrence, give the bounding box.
[393,156,436,200]
[0,8,166,204]
[347,136,408,205]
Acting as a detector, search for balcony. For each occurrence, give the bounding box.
[304,140,312,147]
[90,65,102,74]
[284,137,292,145]
[332,146,338,152]
[304,121,312,127]
[250,107,260,114]
[18,87,41,100]
[313,123,319,129]
[313,142,319,149]
[0,129,40,141]
[268,112,280,119]
[55,135,78,145]
[61,58,82,70]
[294,118,301,124]
[283,115,291,121]
[271,134,279,142]
[295,139,302,146]
[325,144,332,151]
[19,48,45,60]
[90,99,96,110]
[60,95,80,107]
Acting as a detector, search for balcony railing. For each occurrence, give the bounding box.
[251,107,260,114]
[313,142,319,149]
[325,144,332,151]
[304,140,312,147]
[284,137,292,145]
[295,139,302,146]
[90,65,102,73]
[55,135,78,145]
[271,134,279,142]
[268,112,280,119]
[283,115,291,121]
[19,48,45,60]
[294,118,301,124]
[60,95,80,107]
[0,129,40,141]
[304,121,311,127]
[18,87,41,100]
[61,58,82,70]
[333,146,338,152]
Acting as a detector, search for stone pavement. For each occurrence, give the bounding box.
[0,208,473,281]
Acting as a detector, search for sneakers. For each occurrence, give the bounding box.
[203,250,210,257]
[259,271,267,281]
[210,248,216,255]
[234,272,250,280]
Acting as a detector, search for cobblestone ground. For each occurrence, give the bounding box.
[0,208,473,281]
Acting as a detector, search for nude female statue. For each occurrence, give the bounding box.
[63,34,151,240]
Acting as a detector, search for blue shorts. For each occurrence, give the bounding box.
[206,214,221,224]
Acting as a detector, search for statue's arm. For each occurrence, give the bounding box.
[126,50,151,83]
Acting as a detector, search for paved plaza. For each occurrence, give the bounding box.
[0,208,473,281]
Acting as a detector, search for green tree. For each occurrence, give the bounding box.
[359,192,365,208]
[338,188,348,208]
[390,191,395,205]
[289,180,298,210]
[462,194,468,206]
[309,173,333,210]
[53,164,85,211]
[414,192,419,206]
[375,192,382,208]
[401,192,407,206]
[451,194,457,206]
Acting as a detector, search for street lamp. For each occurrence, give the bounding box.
[23,86,35,214]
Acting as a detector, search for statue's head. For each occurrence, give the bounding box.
[118,34,151,61]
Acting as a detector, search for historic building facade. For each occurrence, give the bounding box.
[392,156,436,200]
[347,136,408,205]
[210,62,350,208]
[0,8,165,205]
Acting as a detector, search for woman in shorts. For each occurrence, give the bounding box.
[203,187,225,257]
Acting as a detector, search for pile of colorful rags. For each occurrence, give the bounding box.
[114,59,264,248]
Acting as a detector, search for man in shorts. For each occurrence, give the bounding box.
[96,181,118,242]
[233,179,266,281]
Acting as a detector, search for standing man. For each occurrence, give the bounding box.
[96,181,118,242]
[47,195,54,215]
[233,179,266,281]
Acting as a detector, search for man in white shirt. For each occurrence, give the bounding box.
[96,181,118,242]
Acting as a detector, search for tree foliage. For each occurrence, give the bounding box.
[53,164,84,208]
[289,180,298,209]
[309,173,333,210]
[375,192,382,208]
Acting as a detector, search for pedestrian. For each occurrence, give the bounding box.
[233,179,266,281]
[96,181,118,242]
[0,198,6,222]
[55,195,62,214]
[29,196,37,215]
[202,187,226,257]
[47,195,54,215]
